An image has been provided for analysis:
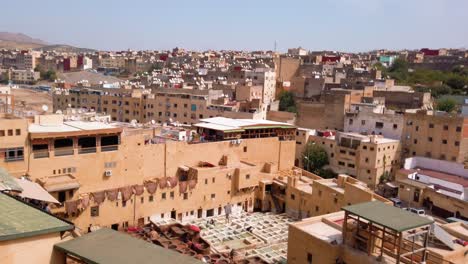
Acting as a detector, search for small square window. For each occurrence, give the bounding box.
[290,194,295,200]
[211,194,215,199]
[246,174,250,180]
[149,195,154,202]
[442,139,447,144]
[443,125,448,130]
[243,146,247,152]
[0,130,4,137]
[91,206,99,217]
[162,193,166,200]
[455,141,460,146]
[170,191,174,199]
[183,193,188,200]
[15,129,21,136]
[7,129,13,136]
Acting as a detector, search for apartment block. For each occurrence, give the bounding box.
[402,110,468,163]
[280,170,389,219]
[344,99,405,140]
[53,87,267,124]
[308,131,401,189]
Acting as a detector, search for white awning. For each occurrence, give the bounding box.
[15,178,60,204]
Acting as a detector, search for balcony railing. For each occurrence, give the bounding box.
[101,145,118,152]
[78,147,97,154]
[33,150,49,159]
[4,156,24,162]
[54,147,74,157]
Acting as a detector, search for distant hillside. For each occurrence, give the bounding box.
[0,32,47,45]
[0,32,96,52]
[0,40,45,49]
[0,32,48,49]
[34,44,96,53]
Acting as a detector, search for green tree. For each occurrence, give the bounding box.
[278,91,296,113]
[41,70,57,81]
[436,98,457,113]
[302,142,329,173]
[445,75,466,90]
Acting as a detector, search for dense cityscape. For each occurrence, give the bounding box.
[1,3,468,264]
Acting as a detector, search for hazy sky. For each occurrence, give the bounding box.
[3,0,467,52]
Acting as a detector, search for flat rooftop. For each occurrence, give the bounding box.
[400,168,468,187]
[342,201,434,232]
[29,121,122,138]
[194,117,295,132]
[299,221,343,243]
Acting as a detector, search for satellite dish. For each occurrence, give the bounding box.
[41,105,49,112]
[68,104,72,108]
[56,110,63,114]
[169,118,173,123]
[151,120,156,125]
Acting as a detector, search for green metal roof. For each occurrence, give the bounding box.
[0,167,23,192]
[0,193,73,241]
[342,201,434,232]
[54,228,202,264]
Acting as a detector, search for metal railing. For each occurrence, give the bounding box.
[101,145,118,152]
[78,147,97,154]
[54,147,74,157]
[4,156,24,162]
[33,150,49,159]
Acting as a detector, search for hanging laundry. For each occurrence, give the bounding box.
[105,189,118,201]
[188,179,197,190]
[65,200,80,216]
[168,176,178,188]
[159,178,167,189]
[144,181,158,194]
[179,181,188,194]
[119,186,133,202]
[92,191,106,204]
[80,194,90,210]
[133,185,144,196]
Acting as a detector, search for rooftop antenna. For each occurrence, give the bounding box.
[274,40,277,53]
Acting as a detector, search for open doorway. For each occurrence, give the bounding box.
[197,209,203,218]
[171,210,176,219]
[111,223,119,230]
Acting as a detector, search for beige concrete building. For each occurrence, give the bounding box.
[344,100,405,140]
[0,114,297,231]
[288,202,467,264]
[396,157,468,219]
[306,131,401,189]
[53,86,266,125]
[402,110,468,163]
[296,89,366,131]
[280,170,389,219]
[0,192,74,264]
[9,69,40,84]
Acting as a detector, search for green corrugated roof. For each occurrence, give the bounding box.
[0,193,73,241]
[342,201,434,232]
[0,167,23,192]
[54,228,202,264]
